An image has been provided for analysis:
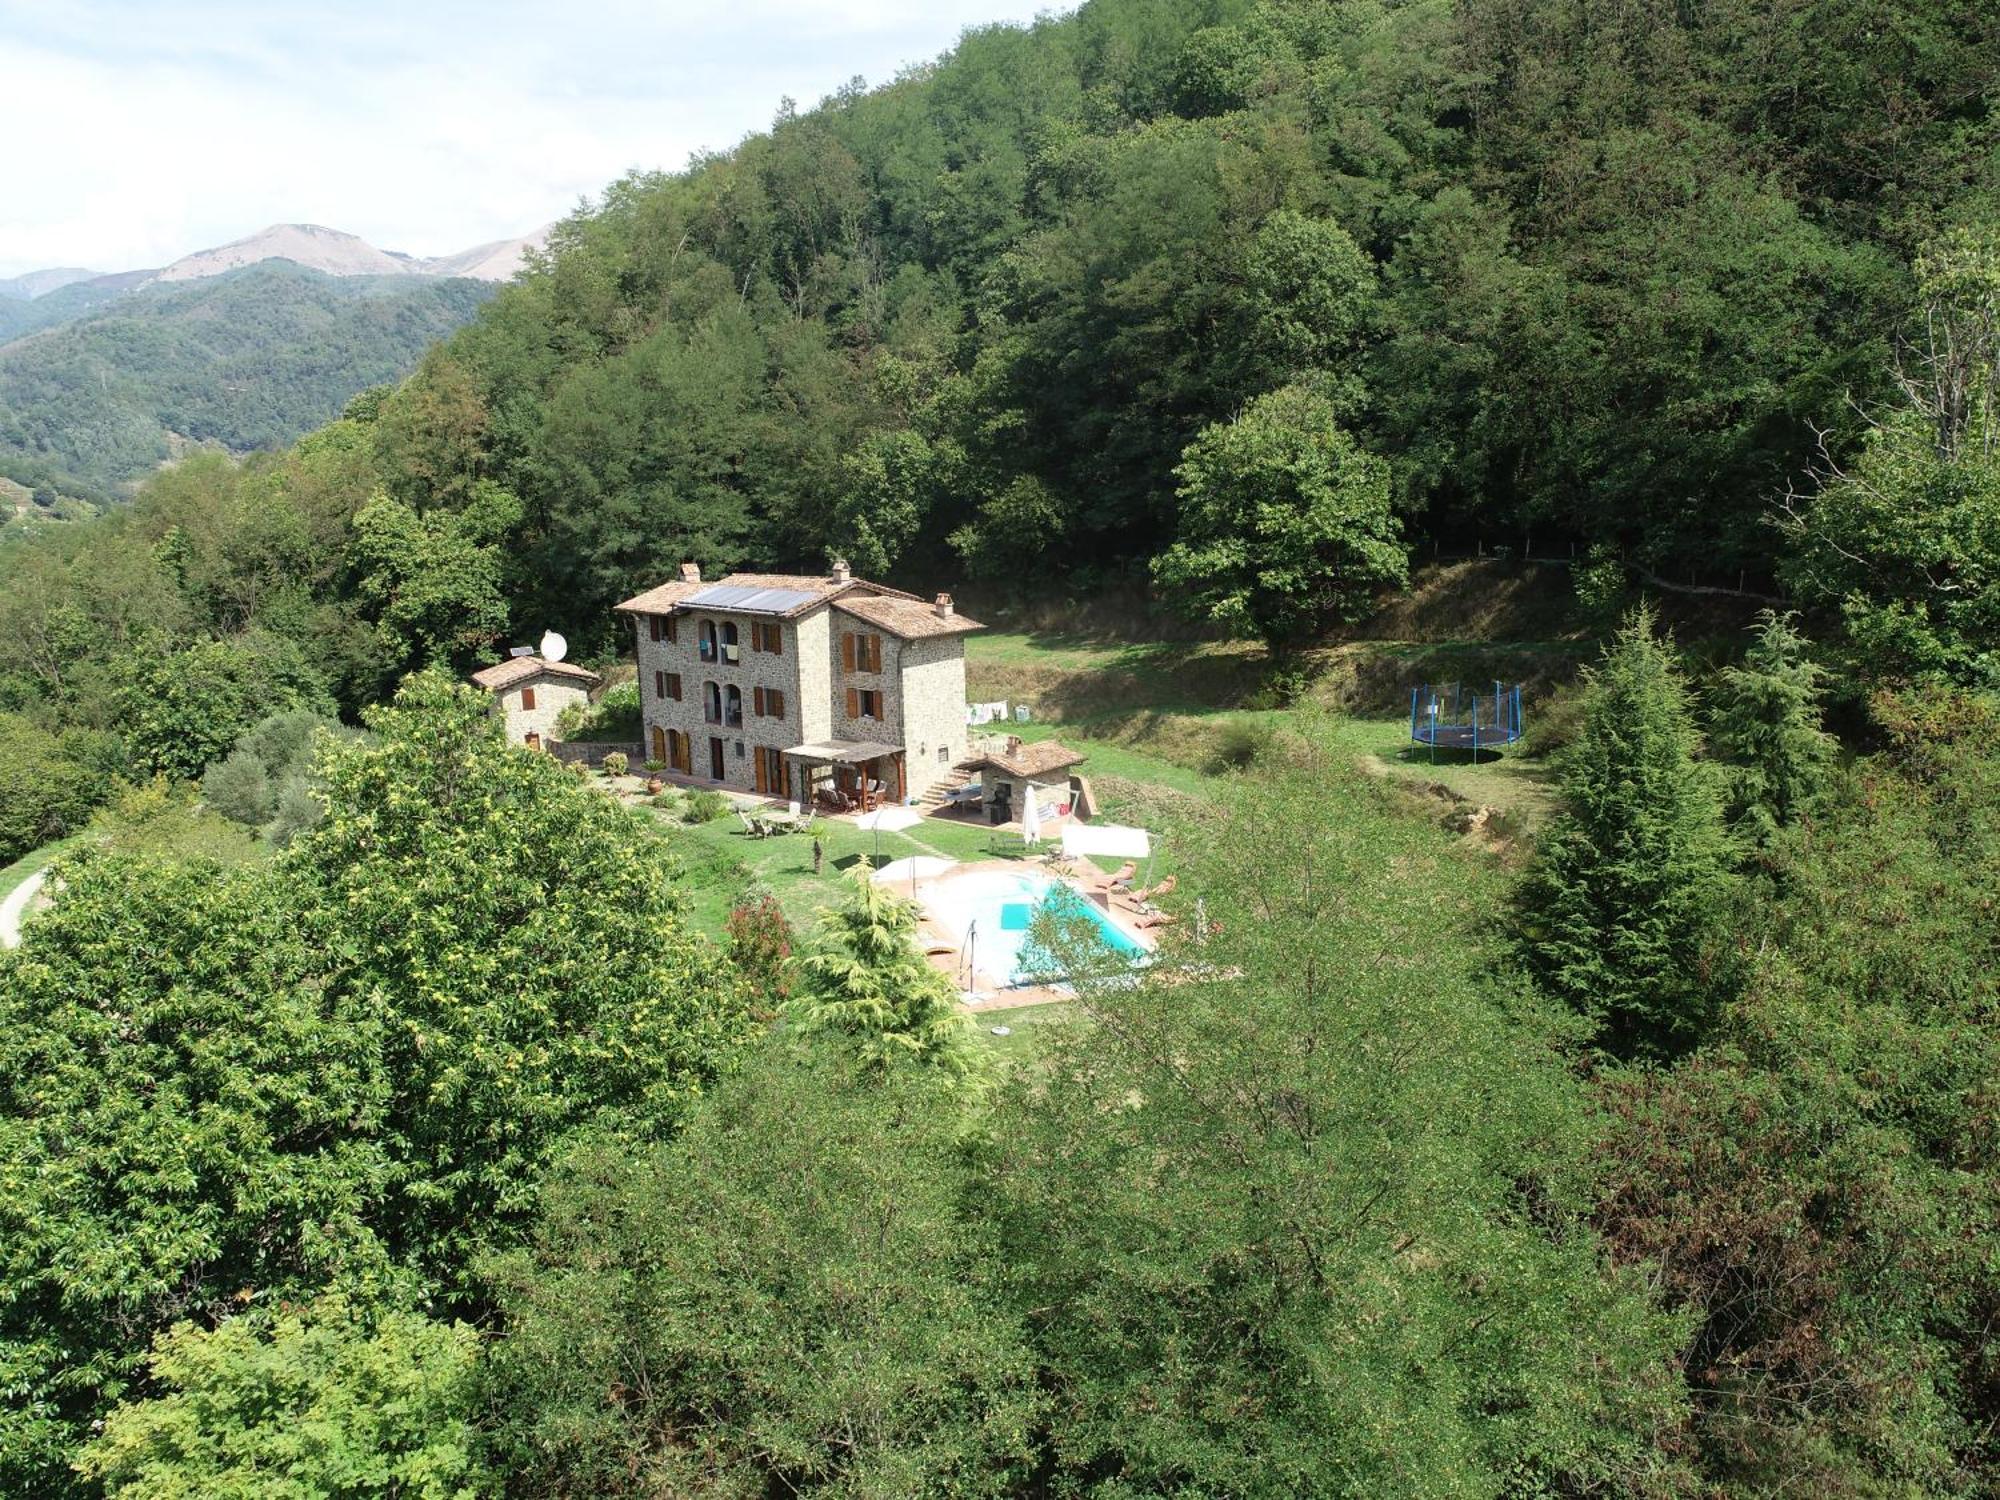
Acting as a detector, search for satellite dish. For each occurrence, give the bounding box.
[539,630,568,663]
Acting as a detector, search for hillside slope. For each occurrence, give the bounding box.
[0,262,492,491]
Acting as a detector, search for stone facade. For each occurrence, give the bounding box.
[495,673,590,747]
[621,568,980,803]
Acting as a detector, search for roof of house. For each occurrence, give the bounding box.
[613,568,982,638]
[832,593,983,639]
[469,655,602,692]
[963,739,1087,779]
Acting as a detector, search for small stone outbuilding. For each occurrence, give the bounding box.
[470,655,602,747]
[962,737,1086,825]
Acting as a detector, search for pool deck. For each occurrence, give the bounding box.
[909,858,1159,1009]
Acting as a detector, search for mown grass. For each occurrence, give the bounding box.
[0,836,80,906]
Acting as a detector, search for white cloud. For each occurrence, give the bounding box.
[0,0,1066,276]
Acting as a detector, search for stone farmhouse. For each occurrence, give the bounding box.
[614,561,983,808]
[471,654,601,747]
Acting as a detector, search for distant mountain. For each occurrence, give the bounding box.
[0,261,494,494]
[148,221,553,288]
[0,267,100,300]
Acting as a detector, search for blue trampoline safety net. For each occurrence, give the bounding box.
[1410,682,1524,749]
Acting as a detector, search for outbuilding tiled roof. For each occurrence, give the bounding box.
[963,739,1086,779]
[832,593,984,639]
[470,656,602,692]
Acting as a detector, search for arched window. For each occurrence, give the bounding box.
[724,684,743,728]
[721,621,740,665]
[698,620,718,663]
[703,681,721,724]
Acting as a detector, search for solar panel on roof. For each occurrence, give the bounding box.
[685,583,821,614]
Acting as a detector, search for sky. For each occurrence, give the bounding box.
[0,0,1065,278]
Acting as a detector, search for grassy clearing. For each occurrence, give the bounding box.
[0,837,80,905]
[967,999,1077,1061]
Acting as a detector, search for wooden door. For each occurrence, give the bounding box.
[669,731,692,775]
[709,736,725,781]
[649,725,666,762]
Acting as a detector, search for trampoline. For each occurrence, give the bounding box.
[1410,682,1523,752]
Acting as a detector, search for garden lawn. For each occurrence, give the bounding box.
[0,837,80,906]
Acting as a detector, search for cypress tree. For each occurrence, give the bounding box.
[1519,604,1735,1056]
[1709,609,1837,843]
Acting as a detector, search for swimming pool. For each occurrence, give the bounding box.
[924,868,1148,988]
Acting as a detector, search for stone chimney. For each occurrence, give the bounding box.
[934,592,954,618]
[1006,734,1022,756]
[679,561,701,584]
[830,558,851,584]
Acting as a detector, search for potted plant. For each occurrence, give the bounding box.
[643,758,667,795]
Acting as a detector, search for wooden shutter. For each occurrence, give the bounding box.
[842,631,856,671]
[648,616,661,642]
[770,625,782,657]
[665,615,678,643]
[668,673,681,700]
[521,686,536,711]
[771,689,785,718]
[865,634,882,672]
[654,670,665,698]
[753,686,765,716]
[846,686,859,720]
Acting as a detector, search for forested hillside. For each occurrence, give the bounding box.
[346,0,2000,660]
[0,263,491,496]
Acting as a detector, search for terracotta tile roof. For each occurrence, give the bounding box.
[963,739,1086,778]
[833,593,984,639]
[612,578,710,615]
[470,656,602,691]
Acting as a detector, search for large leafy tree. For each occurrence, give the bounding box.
[485,1049,1040,1497]
[78,1297,485,1500]
[1153,383,1408,656]
[0,855,393,1496]
[292,671,752,1285]
[1517,605,1736,1056]
[109,631,332,782]
[982,750,1692,1494]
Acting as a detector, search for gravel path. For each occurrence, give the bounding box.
[0,868,48,948]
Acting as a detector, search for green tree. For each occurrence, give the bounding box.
[293,671,752,1283]
[1153,383,1407,657]
[0,715,106,863]
[0,854,392,1496]
[484,1049,1040,1497]
[1518,605,1736,1055]
[110,632,332,781]
[200,706,352,844]
[786,869,974,1080]
[983,749,1693,1494]
[345,489,516,678]
[1709,610,1837,842]
[78,1297,485,1500]
[1596,692,2000,1492]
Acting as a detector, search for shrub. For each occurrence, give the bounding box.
[644,758,667,774]
[1207,719,1274,772]
[601,751,629,778]
[686,789,730,823]
[726,894,795,1017]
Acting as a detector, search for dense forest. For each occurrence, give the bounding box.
[0,264,491,497]
[2,0,1999,1495]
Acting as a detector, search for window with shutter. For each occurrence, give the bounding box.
[665,615,678,643]
[769,626,782,657]
[769,689,785,718]
[842,632,856,671]
[666,673,681,700]
[654,670,665,698]
[868,634,883,672]
[753,686,765,716]
[521,686,537,711]
[846,686,859,719]
[648,616,661,642]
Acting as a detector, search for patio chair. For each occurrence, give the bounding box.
[1099,861,1138,891]
[1126,874,1178,911]
[735,808,761,838]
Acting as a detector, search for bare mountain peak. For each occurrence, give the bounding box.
[149,222,546,286]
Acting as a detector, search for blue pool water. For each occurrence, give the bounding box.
[927,870,1147,987]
